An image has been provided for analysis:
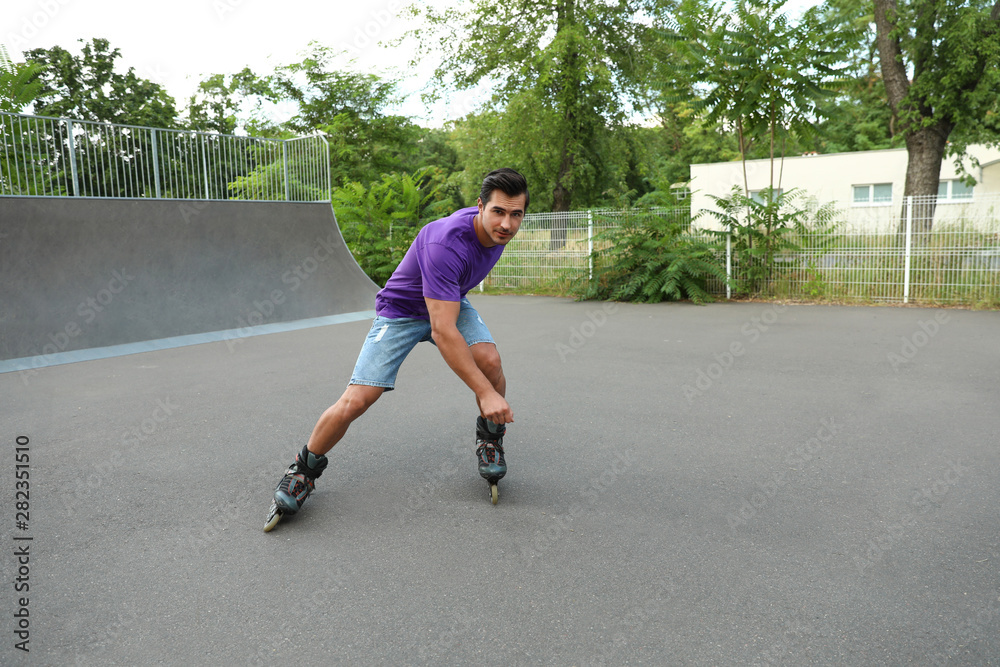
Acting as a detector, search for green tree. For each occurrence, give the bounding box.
[185,73,243,134]
[811,0,898,153]
[410,0,651,212]
[16,39,181,198]
[873,0,1000,229]
[637,101,741,193]
[24,38,178,127]
[185,67,298,137]
[662,0,854,193]
[189,45,447,189]
[266,45,420,187]
[191,47,467,205]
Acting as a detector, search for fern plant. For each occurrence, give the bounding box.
[0,59,49,112]
[334,168,442,286]
[581,207,727,304]
[706,186,810,296]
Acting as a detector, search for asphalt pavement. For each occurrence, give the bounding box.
[1,295,998,666]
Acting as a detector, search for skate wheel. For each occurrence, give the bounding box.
[263,504,282,532]
[490,483,499,505]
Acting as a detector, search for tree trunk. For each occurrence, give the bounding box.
[874,0,956,233]
[550,139,573,249]
[552,133,573,213]
[872,0,908,118]
[900,121,952,233]
[737,117,749,196]
[550,0,577,249]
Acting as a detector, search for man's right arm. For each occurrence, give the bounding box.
[425,297,513,425]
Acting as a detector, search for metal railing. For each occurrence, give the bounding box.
[487,195,1000,306]
[0,111,330,201]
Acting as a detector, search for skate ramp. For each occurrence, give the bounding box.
[0,197,379,366]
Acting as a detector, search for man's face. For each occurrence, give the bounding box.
[475,191,526,247]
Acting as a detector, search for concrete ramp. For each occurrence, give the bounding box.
[0,197,378,366]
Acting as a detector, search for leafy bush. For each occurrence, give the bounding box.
[334,168,445,286]
[580,206,726,304]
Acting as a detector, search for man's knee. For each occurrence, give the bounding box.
[339,385,383,419]
[472,343,503,381]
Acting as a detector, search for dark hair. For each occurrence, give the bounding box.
[479,168,529,211]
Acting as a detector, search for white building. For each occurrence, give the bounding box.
[689,144,1000,231]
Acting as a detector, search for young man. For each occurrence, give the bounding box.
[265,168,529,530]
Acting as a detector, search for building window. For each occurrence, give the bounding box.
[670,184,690,200]
[852,183,893,205]
[937,179,974,201]
[749,188,782,204]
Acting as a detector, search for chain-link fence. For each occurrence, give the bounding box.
[0,111,329,201]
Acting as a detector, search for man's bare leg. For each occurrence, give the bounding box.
[306,383,385,456]
[266,383,384,529]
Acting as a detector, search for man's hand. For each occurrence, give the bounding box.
[477,390,514,426]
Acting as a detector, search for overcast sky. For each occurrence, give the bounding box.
[4,0,823,128]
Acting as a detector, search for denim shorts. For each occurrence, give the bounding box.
[349,298,495,391]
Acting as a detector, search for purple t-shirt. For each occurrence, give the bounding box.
[375,206,504,319]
